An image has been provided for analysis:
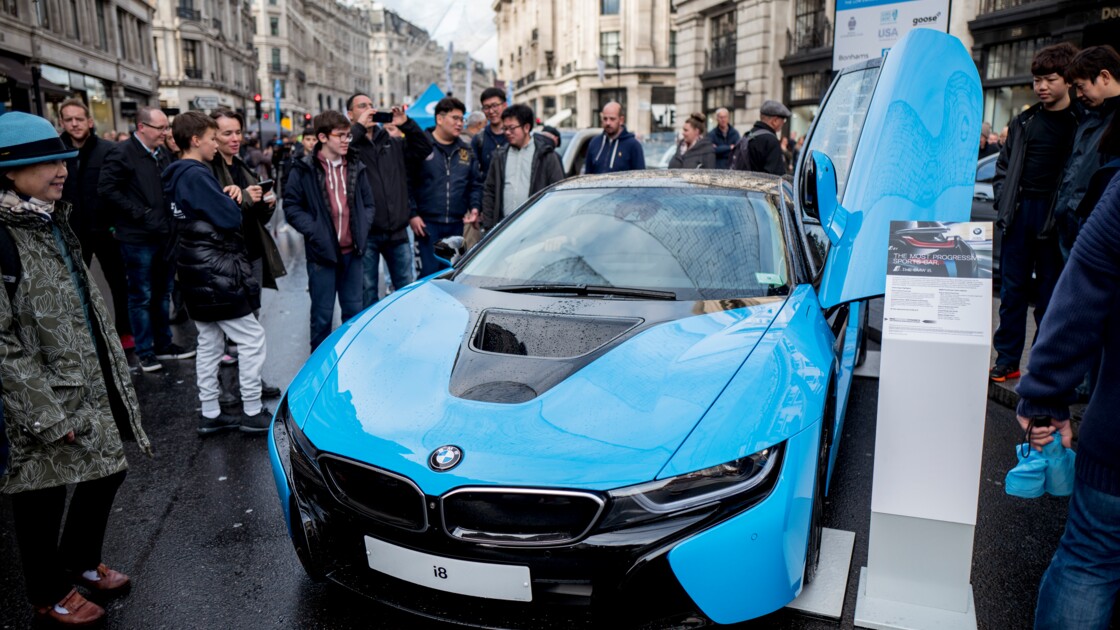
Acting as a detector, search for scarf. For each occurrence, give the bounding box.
[0,190,55,218]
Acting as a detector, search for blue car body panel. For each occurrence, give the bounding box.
[814,29,982,308]
[297,280,785,495]
[669,420,820,623]
[659,286,832,478]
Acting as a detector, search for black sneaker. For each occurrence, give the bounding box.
[197,412,240,435]
[138,354,163,373]
[155,343,197,361]
[989,364,1021,383]
[261,380,282,398]
[240,408,273,433]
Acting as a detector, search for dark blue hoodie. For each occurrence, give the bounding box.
[162,158,242,232]
[584,126,645,174]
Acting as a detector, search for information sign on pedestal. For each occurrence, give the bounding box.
[855,221,993,630]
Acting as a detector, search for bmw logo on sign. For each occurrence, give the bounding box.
[429,445,463,472]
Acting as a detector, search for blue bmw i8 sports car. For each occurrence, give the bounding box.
[269,29,981,627]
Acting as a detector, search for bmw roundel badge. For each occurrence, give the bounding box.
[429,445,463,472]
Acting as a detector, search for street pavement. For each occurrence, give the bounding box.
[0,227,1088,630]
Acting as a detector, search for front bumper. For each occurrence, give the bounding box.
[268,407,820,628]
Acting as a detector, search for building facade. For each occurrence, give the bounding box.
[674,0,1118,141]
[0,0,159,132]
[153,0,259,115]
[493,0,678,136]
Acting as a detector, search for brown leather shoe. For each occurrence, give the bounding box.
[35,588,105,626]
[75,563,131,593]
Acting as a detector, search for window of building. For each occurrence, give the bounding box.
[792,0,829,52]
[704,84,733,114]
[37,0,50,28]
[280,80,286,99]
[669,30,677,68]
[269,16,278,36]
[271,46,281,68]
[182,39,200,78]
[116,9,126,58]
[2,0,18,19]
[601,0,619,15]
[67,0,80,38]
[600,30,620,67]
[708,11,736,70]
[985,37,1053,80]
[95,0,108,50]
[542,95,556,118]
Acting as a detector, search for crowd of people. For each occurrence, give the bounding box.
[2,38,1115,626]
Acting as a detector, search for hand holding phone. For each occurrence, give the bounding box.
[372,111,395,124]
[259,179,274,194]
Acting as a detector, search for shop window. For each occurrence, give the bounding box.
[985,37,1054,81]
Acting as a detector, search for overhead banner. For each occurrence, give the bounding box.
[833,0,950,70]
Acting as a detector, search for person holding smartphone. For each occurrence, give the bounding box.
[208,109,286,399]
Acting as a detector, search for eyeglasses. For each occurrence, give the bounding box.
[482,102,505,112]
[142,122,169,133]
[501,124,525,134]
[444,115,464,123]
[329,131,353,142]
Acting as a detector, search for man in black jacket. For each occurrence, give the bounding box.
[471,87,509,178]
[481,104,564,231]
[98,106,194,373]
[346,93,431,306]
[990,43,1079,383]
[731,100,789,175]
[58,98,132,349]
[282,111,376,351]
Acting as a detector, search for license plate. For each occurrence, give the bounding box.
[364,536,533,602]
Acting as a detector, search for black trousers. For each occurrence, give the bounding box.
[78,230,132,337]
[10,470,127,607]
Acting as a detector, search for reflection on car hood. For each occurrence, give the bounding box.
[298,280,785,496]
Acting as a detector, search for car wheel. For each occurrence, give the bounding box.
[804,383,835,586]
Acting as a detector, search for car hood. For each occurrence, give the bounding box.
[297,280,785,496]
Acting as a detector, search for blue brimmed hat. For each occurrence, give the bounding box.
[0,111,78,169]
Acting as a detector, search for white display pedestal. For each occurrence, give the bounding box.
[787,528,857,619]
[855,222,993,630]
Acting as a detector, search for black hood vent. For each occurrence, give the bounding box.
[472,309,641,359]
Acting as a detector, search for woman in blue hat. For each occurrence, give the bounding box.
[0,111,150,626]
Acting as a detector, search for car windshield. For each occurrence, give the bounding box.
[456,186,791,301]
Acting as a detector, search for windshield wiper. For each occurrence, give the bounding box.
[485,283,677,300]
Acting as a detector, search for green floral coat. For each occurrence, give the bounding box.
[0,197,150,494]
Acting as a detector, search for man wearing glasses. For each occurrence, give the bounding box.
[471,87,509,177]
[282,111,375,350]
[481,104,564,231]
[410,97,484,277]
[99,106,195,372]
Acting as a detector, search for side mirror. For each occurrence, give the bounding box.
[801,150,846,245]
[433,236,465,267]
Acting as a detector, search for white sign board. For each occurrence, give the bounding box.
[833,0,950,70]
[193,96,220,110]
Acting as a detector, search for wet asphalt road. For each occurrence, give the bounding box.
[0,227,1077,630]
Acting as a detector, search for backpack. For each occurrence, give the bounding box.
[731,128,777,172]
[0,222,19,303]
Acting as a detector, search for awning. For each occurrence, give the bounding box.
[0,56,70,95]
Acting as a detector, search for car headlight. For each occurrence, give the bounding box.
[273,397,319,478]
[596,444,783,531]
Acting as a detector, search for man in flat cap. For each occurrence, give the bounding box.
[732,99,791,175]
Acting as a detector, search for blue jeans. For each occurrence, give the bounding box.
[1034,481,1120,629]
[307,252,363,351]
[415,220,463,280]
[119,241,174,358]
[993,197,1064,368]
[362,233,416,308]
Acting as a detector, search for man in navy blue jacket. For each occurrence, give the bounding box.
[410,97,484,277]
[283,111,375,351]
[471,87,508,179]
[708,108,740,170]
[163,112,270,435]
[584,102,645,174]
[1016,168,1120,629]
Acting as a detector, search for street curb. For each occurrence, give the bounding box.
[988,381,1019,410]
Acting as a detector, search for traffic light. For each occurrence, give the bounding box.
[253,93,262,120]
[303,113,312,122]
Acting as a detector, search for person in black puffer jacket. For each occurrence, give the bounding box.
[163,112,271,436]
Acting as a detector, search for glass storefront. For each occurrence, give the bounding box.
[983,84,1033,134]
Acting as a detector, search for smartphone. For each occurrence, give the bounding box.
[372,111,394,124]
[258,179,274,193]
